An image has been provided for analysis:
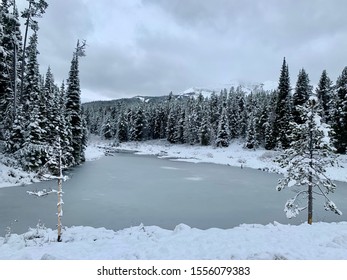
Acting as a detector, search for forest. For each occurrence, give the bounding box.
[83,59,347,156]
[1,0,347,178]
[0,0,87,173]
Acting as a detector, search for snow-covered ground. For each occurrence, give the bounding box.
[1,222,347,260]
[1,138,347,259]
[0,154,40,188]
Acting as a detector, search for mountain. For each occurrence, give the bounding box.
[82,80,278,109]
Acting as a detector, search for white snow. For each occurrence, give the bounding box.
[1,138,347,259]
[0,154,39,188]
[83,137,106,161]
[1,222,346,260]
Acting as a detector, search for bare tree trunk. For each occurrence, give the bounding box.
[57,137,63,242]
[13,43,17,119]
[308,102,314,225]
[19,1,32,101]
[308,173,313,224]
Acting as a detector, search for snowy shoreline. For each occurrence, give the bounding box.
[109,139,347,183]
[1,138,347,188]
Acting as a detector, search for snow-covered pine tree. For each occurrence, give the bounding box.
[199,108,210,146]
[166,102,177,143]
[235,88,247,138]
[208,91,220,142]
[115,110,128,143]
[129,106,145,141]
[276,95,342,224]
[19,31,48,171]
[174,107,185,143]
[215,106,230,147]
[0,5,8,139]
[332,66,347,154]
[19,0,48,98]
[273,57,292,149]
[316,70,333,124]
[245,93,258,149]
[0,0,22,139]
[58,81,74,167]
[264,91,277,150]
[227,89,239,140]
[255,92,270,147]
[42,66,58,145]
[6,105,25,152]
[65,40,86,165]
[292,68,312,124]
[101,116,113,140]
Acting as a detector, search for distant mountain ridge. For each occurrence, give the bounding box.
[82,80,278,108]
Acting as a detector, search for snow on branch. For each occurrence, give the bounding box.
[27,188,57,197]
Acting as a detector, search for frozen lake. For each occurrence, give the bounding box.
[1,153,346,235]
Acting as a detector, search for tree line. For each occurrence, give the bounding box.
[0,0,87,173]
[84,57,347,155]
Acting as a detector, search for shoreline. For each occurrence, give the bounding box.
[1,138,347,188]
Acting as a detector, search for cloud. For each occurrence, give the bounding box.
[17,0,347,101]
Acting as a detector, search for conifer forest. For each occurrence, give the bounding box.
[0,0,87,173]
[83,57,347,157]
[1,0,347,179]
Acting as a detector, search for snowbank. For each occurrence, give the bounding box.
[0,154,39,188]
[84,142,105,161]
[1,222,346,260]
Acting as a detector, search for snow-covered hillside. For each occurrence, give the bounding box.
[180,80,278,99]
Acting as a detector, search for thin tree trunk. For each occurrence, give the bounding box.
[20,1,32,101]
[13,43,17,119]
[308,173,313,224]
[57,137,63,242]
[308,103,314,225]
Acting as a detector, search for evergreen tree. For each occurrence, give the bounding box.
[245,94,258,149]
[6,106,25,152]
[0,0,22,139]
[199,109,210,146]
[273,57,292,149]
[316,70,333,124]
[166,103,177,143]
[20,0,48,98]
[276,96,341,224]
[264,92,277,150]
[42,66,57,144]
[227,89,239,139]
[17,31,48,171]
[115,111,128,143]
[208,92,220,142]
[236,89,247,138]
[65,40,86,165]
[215,107,230,147]
[101,116,112,140]
[130,106,145,141]
[22,32,40,113]
[58,81,74,167]
[332,66,347,154]
[292,68,312,124]
[174,108,185,143]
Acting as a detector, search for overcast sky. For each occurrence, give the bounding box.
[18,0,347,102]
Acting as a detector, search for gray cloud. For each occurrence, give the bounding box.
[20,0,347,101]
